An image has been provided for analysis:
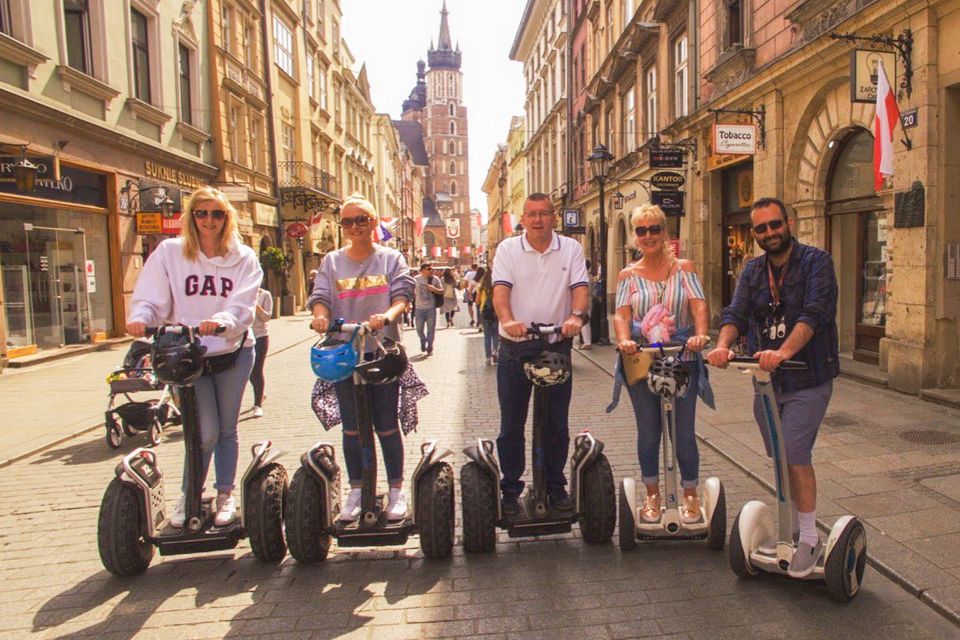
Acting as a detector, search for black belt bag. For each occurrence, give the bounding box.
[203,337,247,376]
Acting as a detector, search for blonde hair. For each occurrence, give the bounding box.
[181,186,240,260]
[339,193,379,223]
[629,204,675,259]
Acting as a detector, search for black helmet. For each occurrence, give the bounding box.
[355,337,407,384]
[647,355,689,398]
[151,326,206,386]
[523,350,571,387]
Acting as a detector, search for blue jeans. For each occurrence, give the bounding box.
[414,307,436,351]
[187,346,254,493]
[626,362,700,489]
[496,339,572,496]
[482,319,499,358]
[334,379,404,483]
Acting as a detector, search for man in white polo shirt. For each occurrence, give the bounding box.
[491,193,591,516]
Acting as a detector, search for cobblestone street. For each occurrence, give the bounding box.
[0,316,956,639]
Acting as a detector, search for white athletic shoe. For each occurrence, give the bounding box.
[252,406,264,418]
[214,493,237,526]
[341,487,362,522]
[169,494,186,528]
[385,488,408,521]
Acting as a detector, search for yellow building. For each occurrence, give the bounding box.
[507,115,528,226]
[481,144,510,263]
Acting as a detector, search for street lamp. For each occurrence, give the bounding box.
[12,145,39,193]
[588,143,614,345]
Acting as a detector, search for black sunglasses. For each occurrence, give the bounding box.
[634,225,662,237]
[340,215,371,228]
[192,209,226,220]
[753,218,785,234]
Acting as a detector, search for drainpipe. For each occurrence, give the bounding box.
[260,0,282,249]
[566,0,574,208]
[206,1,225,175]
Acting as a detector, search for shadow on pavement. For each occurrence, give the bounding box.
[29,427,185,467]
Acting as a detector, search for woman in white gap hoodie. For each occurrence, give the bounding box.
[127,186,262,528]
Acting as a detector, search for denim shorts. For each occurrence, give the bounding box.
[752,379,832,466]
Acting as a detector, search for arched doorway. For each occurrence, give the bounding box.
[616,218,629,273]
[825,127,886,364]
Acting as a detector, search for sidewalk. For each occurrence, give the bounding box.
[0,314,316,467]
[576,342,960,626]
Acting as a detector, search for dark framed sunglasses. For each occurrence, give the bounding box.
[634,225,662,237]
[753,218,785,234]
[192,209,226,220]
[340,215,371,228]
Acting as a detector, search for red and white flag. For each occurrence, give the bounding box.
[873,59,900,191]
[414,217,425,237]
[501,212,514,236]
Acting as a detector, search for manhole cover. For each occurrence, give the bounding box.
[899,430,960,445]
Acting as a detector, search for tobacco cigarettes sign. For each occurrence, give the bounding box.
[713,124,757,155]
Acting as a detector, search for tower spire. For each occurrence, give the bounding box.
[438,1,452,50]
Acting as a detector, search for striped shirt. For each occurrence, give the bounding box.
[615,263,705,361]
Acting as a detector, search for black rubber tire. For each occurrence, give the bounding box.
[121,419,138,437]
[106,420,123,449]
[706,484,727,550]
[460,462,497,554]
[824,518,867,603]
[147,419,162,447]
[618,482,637,551]
[579,454,616,544]
[97,478,153,576]
[728,509,753,578]
[246,464,288,563]
[417,462,455,559]
[285,468,331,564]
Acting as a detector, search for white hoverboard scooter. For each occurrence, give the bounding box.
[619,342,725,550]
[725,356,867,602]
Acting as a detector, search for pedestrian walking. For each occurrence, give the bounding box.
[249,281,273,418]
[474,268,498,365]
[307,194,416,521]
[706,196,840,578]
[441,268,460,327]
[610,204,713,524]
[126,185,261,528]
[463,262,478,326]
[491,193,591,516]
[413,263,443,355]
[578,259,593,350]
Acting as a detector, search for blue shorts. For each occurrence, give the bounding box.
[752,379,832,466]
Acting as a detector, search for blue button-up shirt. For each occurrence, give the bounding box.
[719,240,840,393]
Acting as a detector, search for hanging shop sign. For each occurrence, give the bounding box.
[137,212,184,235]
[649,149,684,168]
[650,171,685,190]
[652,190,685,216]
[286,221,309,238]
[713,124,758,155]
[0,156,107,207]
[137,179,183,213]
[850,49,897,104]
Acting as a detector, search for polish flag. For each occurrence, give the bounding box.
[431,246,441,258]
[874,59,901,191]
[501,212,514,236]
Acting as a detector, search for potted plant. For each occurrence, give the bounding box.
[260,247,295,316]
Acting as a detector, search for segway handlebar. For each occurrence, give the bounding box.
[144,325,226,337]
[327,317,391,336]
[526,323,563,337]
[728,356,807,371]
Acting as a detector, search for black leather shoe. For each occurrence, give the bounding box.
[549,489,574,512]
[501,493,520,517]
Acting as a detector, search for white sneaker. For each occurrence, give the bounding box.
[341,487,362,522]
[386,488,408,521]
[214,493,237,526]
[169,494,186,528]
[252,405,264,418]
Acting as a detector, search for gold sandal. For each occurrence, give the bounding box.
[641,493,661,522]
[681,494,702,523]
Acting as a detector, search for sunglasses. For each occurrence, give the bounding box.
[340,215,371,228]
[753,218,785,234]
[634,225,662,237]
[192,209,226,220]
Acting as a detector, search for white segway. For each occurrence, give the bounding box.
[724,356,867,602]
[619,342,725,551]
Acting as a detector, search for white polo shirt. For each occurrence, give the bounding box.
[492,231,589,341]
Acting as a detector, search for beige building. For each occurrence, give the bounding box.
[481,144,510,264]
[371,113,402,246]
[507,115,528,228]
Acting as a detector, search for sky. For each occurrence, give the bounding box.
[342,0,527,222]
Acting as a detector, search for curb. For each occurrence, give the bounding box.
[572,346,960,629]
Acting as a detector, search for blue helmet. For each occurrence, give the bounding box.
[311,335,358,382]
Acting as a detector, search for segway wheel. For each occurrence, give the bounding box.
[706,483,727,550]
[97,478,153,576]
[579,454,616,544]
[416,462,455,559]
[460,462,497,554]
[286,468,331,564]
[618,482,637,551]
[121,419,138,437]
[106,419,123,449]
[824,518,867,603]
[147,419,162,447]
[728,509,754,578]
[246,464,288,563]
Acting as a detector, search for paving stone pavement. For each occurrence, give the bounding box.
[0,313,957,639]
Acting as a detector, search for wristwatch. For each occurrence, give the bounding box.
[571,309,590,324]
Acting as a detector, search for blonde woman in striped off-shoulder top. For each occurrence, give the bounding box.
[613,205,711,524]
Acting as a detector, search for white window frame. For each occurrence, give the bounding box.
[242,20,253,68]
[250,112,264,172]
[645,65,657,137]
[273,15,293,77]
[58,0,108,81]
[674,34,688,119]
[176,40,198,125]
[128,0,161,105]
[306,52,315,99]
[318,61,328,111]
[1,0,35,45]
[622,85,636,154]
[221,2,233,54]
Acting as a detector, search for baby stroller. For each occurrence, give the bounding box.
[104,340,181,449]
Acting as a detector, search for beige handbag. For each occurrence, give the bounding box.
[621,350,654,386]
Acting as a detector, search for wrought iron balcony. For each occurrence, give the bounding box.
[278,161,340,212]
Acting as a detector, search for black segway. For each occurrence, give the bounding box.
[285,320,455,562]
[723,356,867,602]
[97,325,288,576]
[460,324,616,552]
[619,342,726,550]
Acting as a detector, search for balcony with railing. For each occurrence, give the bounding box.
[278,161,340,212]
